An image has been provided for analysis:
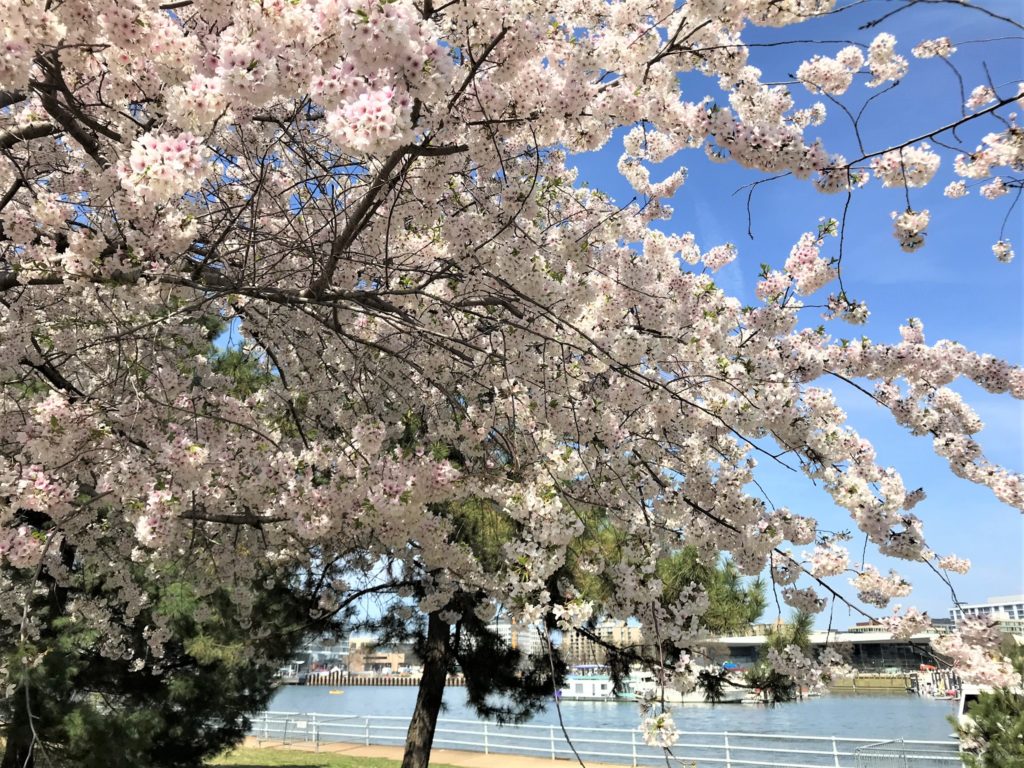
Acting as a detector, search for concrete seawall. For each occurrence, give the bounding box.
[301,672,914,691]
[304,672,466,687]
[829,674,911,691]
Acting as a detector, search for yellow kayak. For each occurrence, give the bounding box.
[328,690,344,695]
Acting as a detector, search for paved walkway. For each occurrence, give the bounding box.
[242,737,627,767]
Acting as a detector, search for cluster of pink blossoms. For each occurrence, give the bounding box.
[879,606,933,639]
[756,270,791,301]
[992,240,1015,263]
[135,488,176,549]
[617,155,689,200]
[795,32,908,96]
[0,0,65,88]
[943,180,968,198]
[119,131,207,205]
[782,586,827,613]
[0,525,44,569]
[891,209,930,252]
[911,38,955,59]
[866,33,908,86]
[966,85,996,111]
[933,619,1022,688]
[870,144,941,188]
[850,565,913,608]
[824,293,870,324]
[951,125,1023,182]
[703,243,738,272]
[325,86,414,156]
[166,74,230,132]
[640,713,679,748]
[796,47,865,95]
[784,231,836,294]
[814,153,868,194]
[552,600,595,632]
[979,178,1008,199]
[767,645,826,689]
[805,543,850,577]
[936,554,971,574]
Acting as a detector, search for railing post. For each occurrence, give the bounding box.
[724,730,731,768]
[261,711,268,743]
[313,713,319,752]
[550,724,556,759]
[484,721,489,755]
[832,736,841,767]
[631,729,638,767]
[365,716,371,746]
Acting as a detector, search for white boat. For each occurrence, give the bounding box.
[741,687,826,704]
[957,684,983,729]
[556,664,747,704]
[628,668,746,704]
[557,666,636,702]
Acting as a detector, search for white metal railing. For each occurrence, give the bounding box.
[249,711,963,768]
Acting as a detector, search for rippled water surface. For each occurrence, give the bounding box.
[268,684,960,742]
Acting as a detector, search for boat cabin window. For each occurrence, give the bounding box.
[961,693,980,715]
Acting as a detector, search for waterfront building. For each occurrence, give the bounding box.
[704,628,947,672]
[950,594,1024,637]
[347,643,411,674]
[274,659,307,684]
[560,620,645,664]
[300,637,351,669]
[725,619,786,637]
[846,618,953,635]
[488,619,544,656]
[846,621,886,634]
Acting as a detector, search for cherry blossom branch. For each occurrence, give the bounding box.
[861,0,1024,33]
[0,90,27,109]
[846,94,1020,166]
[179,510,288,526]
[448,28,508,111]
[0,122,57,150]
[309,141,469,297]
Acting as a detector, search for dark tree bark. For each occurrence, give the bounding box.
[401,611,451,768]
[1,685,35,768]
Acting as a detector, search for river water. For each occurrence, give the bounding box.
[268,684,960,742]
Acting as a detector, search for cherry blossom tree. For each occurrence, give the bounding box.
[1,0,1022,763]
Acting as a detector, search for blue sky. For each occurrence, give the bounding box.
[568,3,1023,627]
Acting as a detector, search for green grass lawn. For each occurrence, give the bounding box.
[209,747,461,768]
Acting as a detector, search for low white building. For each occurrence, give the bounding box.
[704,628,947,671]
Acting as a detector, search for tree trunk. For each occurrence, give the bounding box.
[401,611,451,768]
[1,686,35,768]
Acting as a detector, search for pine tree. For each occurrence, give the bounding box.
[744,610,816,702]
[1,334,322,768]
[955,643,1024,767]
[0,557,315,768]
